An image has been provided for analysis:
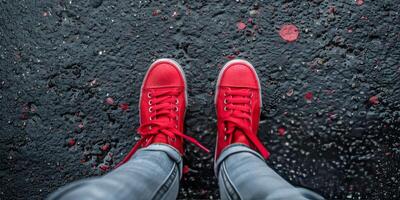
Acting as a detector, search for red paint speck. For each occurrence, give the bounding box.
[253,24,259,30]
[286,88,294,97]
[347,28,353,33]
[237,22,246,30]
[119,103,129,111]
[183,165,190,174]
[304,92,313,102]
[43,12,48,17]
[152,9,161,16]
[22,104,29,112]
[99,164,110,172]
[15,51,22,60]
[106,97,115,105]
[68,138,76,146]
[328,112,337,121]
[225,55,236,60]
[20,113,29,120]
[78,123,84,129]
[101,143,110,152]
[328,6,336,14]
[369,96,379,105]
[278,127,286,136]
[89,79,97,87]
[356,0,364,6]
[279,24,299,42]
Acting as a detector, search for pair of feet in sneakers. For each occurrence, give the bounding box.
[116,59,269,168]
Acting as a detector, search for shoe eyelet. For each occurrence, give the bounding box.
[224,99,228,104]
[149,107,153,112]
[175,125,178,129]
[175,99,179,105]
[170,137,176,142]
[175,107,179,112]
[148,100,152,105]
[147,92,152,98]
[250,92,254,98]
[224,93,227,97]
[224,106,228,111]
[224,135,228,141]
[148,126,152,130]
[224,127,227,131]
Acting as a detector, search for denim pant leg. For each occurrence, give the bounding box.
[216,144,325,200]
[47,144,182,200]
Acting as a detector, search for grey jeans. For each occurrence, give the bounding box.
[47,144,324,200]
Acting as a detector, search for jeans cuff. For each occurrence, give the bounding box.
[134,144,183,178]
[215,144,265,175]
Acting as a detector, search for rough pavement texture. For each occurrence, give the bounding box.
[1,0,399,199]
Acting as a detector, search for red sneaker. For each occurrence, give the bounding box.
[214,59,270,160]
[116,59,209,168]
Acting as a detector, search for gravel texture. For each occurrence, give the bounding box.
[1,0,399,199]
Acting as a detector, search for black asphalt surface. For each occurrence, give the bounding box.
[1,0,399,199]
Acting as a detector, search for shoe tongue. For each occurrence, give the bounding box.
[232,129,251,146]
[150,88,180,144]
[153,134,168,144]
[157,115,171,122]
[154,88,177,123]
[151,115,174,143]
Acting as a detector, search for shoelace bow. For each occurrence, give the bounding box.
[223,89,270,159]
[115,89,209,168]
